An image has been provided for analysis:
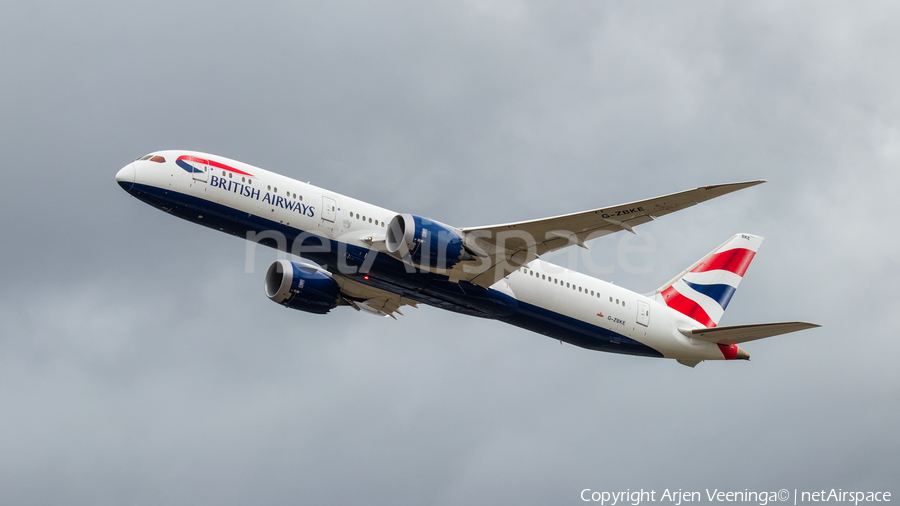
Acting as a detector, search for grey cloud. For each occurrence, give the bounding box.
[0,1,897,504]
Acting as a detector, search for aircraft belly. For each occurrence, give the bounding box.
[126,183,662,357]
[498,300,664,357]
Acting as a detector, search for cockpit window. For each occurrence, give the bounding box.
[136,154,166,163]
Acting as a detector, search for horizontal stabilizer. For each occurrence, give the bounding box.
[680,322,820,345]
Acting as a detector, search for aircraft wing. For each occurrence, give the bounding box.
[457,181,765,287]
[681,322,821,345]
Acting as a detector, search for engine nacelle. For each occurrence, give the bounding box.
[385,214,467,270]
[265,260,340,314]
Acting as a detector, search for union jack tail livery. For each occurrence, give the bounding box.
[655,234,764,328]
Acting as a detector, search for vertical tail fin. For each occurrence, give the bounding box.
[655,234,764,328]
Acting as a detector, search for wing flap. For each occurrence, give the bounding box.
[681,322,820,345]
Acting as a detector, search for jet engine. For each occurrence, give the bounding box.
[385,214,469,270]
[265,260,341,314]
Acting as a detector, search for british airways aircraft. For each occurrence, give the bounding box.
[116,151,818,367]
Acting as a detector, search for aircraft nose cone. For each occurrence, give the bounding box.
[116,163,135,192]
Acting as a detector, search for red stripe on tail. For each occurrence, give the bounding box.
[691,248,756,277]
[661,286,716,328]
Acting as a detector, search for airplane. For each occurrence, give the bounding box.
[116,150,818,367]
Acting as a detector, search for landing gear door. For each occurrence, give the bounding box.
[637,300,650,327]
[322,196,337,222]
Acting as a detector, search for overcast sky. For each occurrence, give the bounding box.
[1,1,898,504]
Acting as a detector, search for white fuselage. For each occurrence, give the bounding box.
[117,150,730,362]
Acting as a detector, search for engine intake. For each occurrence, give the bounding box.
[385,214,467,270]
[265,260,340,314]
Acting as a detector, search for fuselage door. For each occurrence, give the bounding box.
[193,159,209,183]
[322,196,336,222]
[637,300,650,327]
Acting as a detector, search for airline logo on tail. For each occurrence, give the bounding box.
[658,234,763,328]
